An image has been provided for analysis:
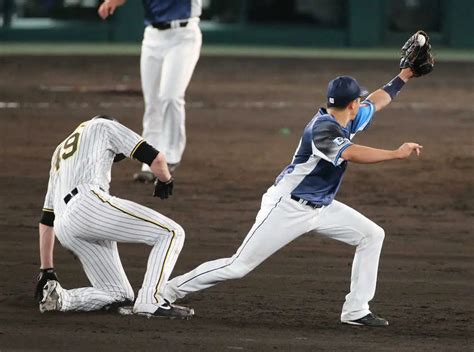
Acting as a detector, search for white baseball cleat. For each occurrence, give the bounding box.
[39,280,63,313]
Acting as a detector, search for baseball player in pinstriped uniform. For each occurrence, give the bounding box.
[98,0,202,181]
[36,116,193,319]
[164,64,429,326]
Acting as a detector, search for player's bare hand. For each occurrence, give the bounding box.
[98,0,125,19]
[98,2,113,19]
[395,142,423,159]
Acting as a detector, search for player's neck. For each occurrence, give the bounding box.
[327,108,352,127]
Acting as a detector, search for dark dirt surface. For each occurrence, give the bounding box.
[0,55,473,351]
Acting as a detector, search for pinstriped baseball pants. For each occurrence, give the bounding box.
[54,185,184,313]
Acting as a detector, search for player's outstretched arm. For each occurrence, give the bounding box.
[366,30,434,112]
[98,0,126,19]
[342,142,422,164]
[367,68,413,112]
[35,223,59,302]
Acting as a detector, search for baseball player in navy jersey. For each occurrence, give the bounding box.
[98,0,202,182]
[163,65,428,327]
[35,116,194,319]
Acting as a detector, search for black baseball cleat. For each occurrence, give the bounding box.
[133,171,156,184]
[342,313,389,327]
[102,299,134,313]
[136,302,194,320]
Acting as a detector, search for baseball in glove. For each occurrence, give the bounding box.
[400,30,434,77]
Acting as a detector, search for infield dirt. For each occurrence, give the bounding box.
[0,55,472,351]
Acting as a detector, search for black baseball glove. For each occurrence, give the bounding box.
[400,30,434,77]
[35,268,58,302]
[153,177,174,199]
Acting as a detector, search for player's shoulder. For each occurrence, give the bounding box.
[313,109,341,130]
[89,115,118,126]
[355,99,376,120]
[313,119,343,135]
[308,111,344,141]
[87,115,124,133]
[360,99,375,109]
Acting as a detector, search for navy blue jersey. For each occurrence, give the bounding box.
[274,101,375,205]
[142,0,201,25]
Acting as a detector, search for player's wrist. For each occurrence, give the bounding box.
[39,267,54,272]
[392,148,404,160]
[399,68,413,82]
[381,76,406,100]
[157,176,173,184]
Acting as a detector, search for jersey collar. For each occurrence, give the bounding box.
[317,107,350,132]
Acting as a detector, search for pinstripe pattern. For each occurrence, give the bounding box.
[89,190,182,304]
[154,230,176,299]
[43,118,185,313]
[54,186,184,312]
[43,118,143,217]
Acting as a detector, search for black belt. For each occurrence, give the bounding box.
[152,21,188,30]
[64,188,78,204]
[291,195,323,209]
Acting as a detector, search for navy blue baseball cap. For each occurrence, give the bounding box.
[327,76,369,108]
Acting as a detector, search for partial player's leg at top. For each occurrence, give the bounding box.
[134,20,202,183]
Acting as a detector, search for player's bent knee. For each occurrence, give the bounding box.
[170,223,185,243]
[173,223,185,236]
[145,222,185,246]
[369,225,385,243]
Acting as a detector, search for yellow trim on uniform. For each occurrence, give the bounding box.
[154,231,176,302]
[130,140,145,159]
[91,190,176,301]
[91,190,170,232]
[42,208,54,212]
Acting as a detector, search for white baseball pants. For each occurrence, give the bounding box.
[54,185,185,313]
[140,19,202,168]
[165,187,385,321]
